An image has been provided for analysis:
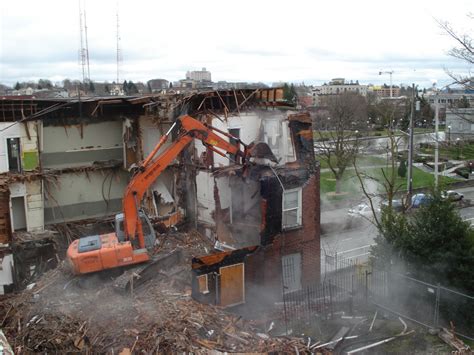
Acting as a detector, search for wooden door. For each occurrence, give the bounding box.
[219,263,245,307]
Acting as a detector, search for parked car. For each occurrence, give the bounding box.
[441,190,464,201]
[411,193,432,208]
[381,199,404,212]
[348,203,379,218]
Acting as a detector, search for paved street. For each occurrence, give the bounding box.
[321,185,474,274]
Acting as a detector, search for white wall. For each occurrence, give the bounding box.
[0,122,21,173]
[9,181,43,232]
[0,254,13,294]
[42,120,123,153]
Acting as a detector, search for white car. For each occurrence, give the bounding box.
[348,203,379,218]
[441,190,464,202]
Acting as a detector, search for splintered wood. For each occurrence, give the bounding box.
[0,232,313,353]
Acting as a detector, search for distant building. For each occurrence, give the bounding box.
[186,67,211,82]
[445,108,474,139]
[425,92,474,109]
[369,84,401,98]
[311,78,367,106]
[147,79,169,93]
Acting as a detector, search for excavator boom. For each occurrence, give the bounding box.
[67,115,252,275]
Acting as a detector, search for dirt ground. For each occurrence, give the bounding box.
[0,231,313,353]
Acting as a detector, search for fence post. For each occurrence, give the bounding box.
[434,283,441,328]
[329,279,334,319]
[365,270,369,305]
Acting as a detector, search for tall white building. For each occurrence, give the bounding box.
[186,67,212,82]
[313,78,368,96]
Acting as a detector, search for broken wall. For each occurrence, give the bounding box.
[138,116,182,223]
[43,170,127,224]
[194,110,296,243]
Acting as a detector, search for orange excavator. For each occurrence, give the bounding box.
[66,114,272,275]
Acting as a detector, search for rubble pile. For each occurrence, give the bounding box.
[0,231,311,353]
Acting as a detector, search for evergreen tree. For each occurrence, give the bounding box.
[89,81,95,93]
[14,82,20,90]
[398,159,407,178]
[123,80,128,95]
[373,193,474,291]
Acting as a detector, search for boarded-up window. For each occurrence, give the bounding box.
[197,274,209,294]
[282,253,302,293]
[219,263,245,307]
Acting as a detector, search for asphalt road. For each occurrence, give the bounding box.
[321,185,474,274]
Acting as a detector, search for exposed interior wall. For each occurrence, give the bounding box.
[9,181,43,232]
[228,177,261,248]
[194,111,296,169]
[138,116,179,218]
[20,122,39,171]
[196,171,230,229]
[40,119,124,169]
[43,170,128,224]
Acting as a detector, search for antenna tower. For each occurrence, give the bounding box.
[116,1,122,84]
[78,0,90,83]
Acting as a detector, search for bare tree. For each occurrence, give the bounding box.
[353,99,407,229]
[437,15,473,90]
[315,92,368,193]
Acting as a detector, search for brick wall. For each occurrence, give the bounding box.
[245,170,320,301]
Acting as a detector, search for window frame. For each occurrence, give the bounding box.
[282,187,302,230]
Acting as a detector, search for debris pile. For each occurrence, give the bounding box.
[0,231,312,353]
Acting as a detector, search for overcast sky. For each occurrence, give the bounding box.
[0,0,472,88]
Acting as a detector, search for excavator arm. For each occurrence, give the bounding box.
[123,115,250,248]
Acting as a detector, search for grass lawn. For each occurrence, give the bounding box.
[318,155,386,169]
[420,142,474,160]
[314,128,434,142]
[320,165,457,198]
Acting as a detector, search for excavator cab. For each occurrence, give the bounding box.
[115,211,156,250]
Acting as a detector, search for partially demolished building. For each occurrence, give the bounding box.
[0,89,320,308]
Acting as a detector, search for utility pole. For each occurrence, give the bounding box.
[435,95,439,188]
[407,84,415,200]
[116,1,122,85]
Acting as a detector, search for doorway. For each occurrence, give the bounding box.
[11,196,26,231]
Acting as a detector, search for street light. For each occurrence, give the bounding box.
[379,70,394,98]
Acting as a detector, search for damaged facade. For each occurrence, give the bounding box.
[0,89,320,306]
[191,110,320,308]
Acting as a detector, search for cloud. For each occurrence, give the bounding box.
[0,0,472,88]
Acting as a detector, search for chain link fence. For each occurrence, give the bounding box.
[283,255,474,340]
